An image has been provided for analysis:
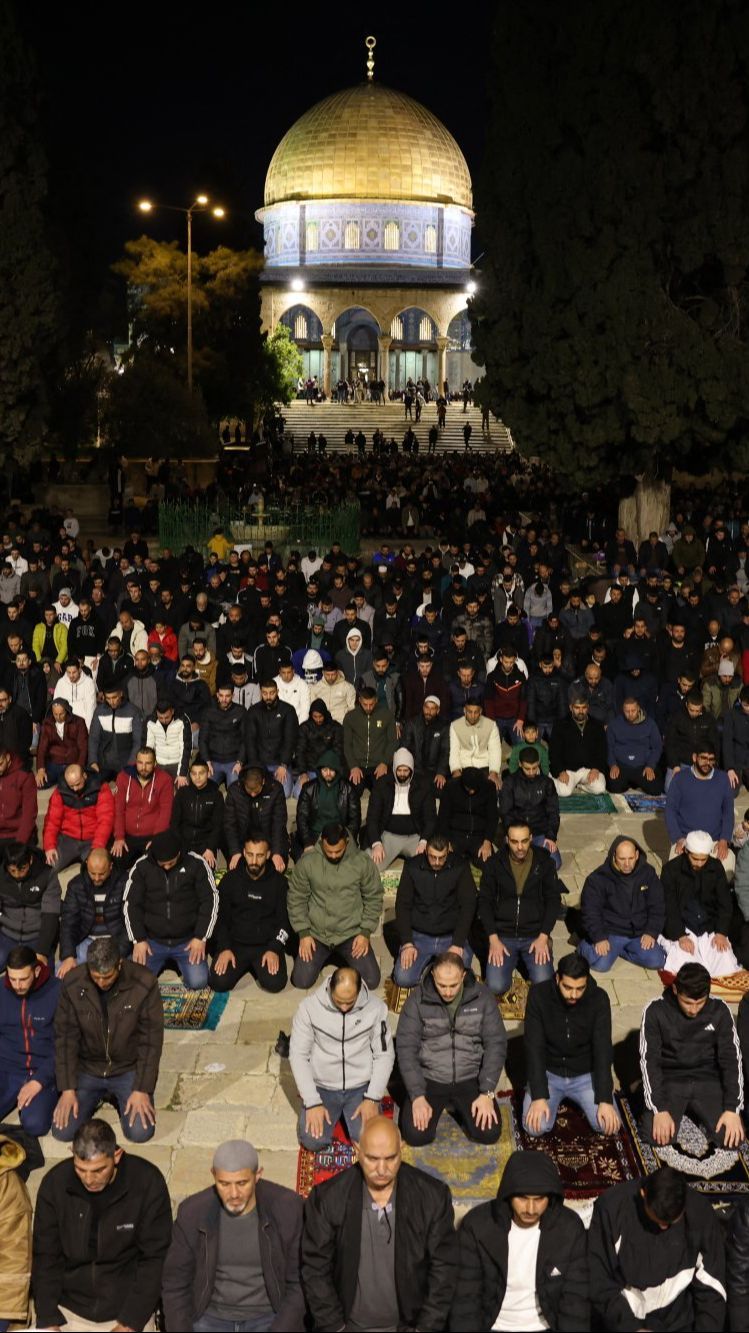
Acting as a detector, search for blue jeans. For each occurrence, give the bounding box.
[522,1071,602,1135]
[144,936,209,989]
[267,764,293,797]
[298,1083,369,1150]
[532,834,562,869]
[51,1068,155,1143]
[498,718,522,744]
[0,1070,57,1136]
[210,760,240,788]
[393,932,473,986]
[578,934,666,972]
[291,770,317,799]
[194,1316,274,1332]
[485,936,554,994]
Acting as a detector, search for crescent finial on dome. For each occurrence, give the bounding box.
[365,35,376,81]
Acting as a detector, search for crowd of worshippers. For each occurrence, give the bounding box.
[5,1105,749,1332]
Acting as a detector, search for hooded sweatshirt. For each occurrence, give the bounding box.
[295,749,361,849]
[606,706,663,769]
[37,698,88,771]
[335,627,372,686]
[581,836,665,942]
[366,746,437,846]
[289,975,394,1107]
[452,1151,589,1332]
[53,669,97,729]
[113,764,174,841]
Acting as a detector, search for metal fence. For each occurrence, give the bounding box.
[158,498,361,557]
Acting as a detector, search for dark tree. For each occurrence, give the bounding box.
[0,0,61,460]
[472,0,749,501]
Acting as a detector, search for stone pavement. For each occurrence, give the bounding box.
[22,782,747,1207]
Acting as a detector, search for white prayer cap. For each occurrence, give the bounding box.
[684,830,713,855]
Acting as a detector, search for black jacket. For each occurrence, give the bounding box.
[525,975,614,1102]
[526,670,568,724]
[245,698,298,767]
[661,851,733,939]
[168,671,211,724]
[499,769,560,839]
[295,775,361,850]
[199,699,247,763]
[641,988,743,1115]
[0,701,32,761]
[58,864,129,959]
[478,845,561,939]
[366,770,437,845]
[438,771,498,845]
[664,705,719,768]
[581,836,665,943]
[170,779,225,855]
[163,1179,305,1332]
[211,860,290,952]
[401,712,450,779]
[295,714,344,773]
[394,850,477,947]
[301,1161,457,1331]
[123,848,219,946]
[728,1200,749,1331]
[451,1152,589,1331]
[223,769,288,859]
[32,1152,172,1330]
[589,1176,725,1333]
[0,849,61,955]
[722,701,749,773]
[548,714,607,777]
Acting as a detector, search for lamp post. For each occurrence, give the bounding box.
[137,195,225,393]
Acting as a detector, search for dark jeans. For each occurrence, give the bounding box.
[291,936,381,990]
[607,765,664,795]
[193,1315,274,1332]
[53,834,92,871]
[51,1068,155,1143]
[400,1078,501,1146]
[209,944,287,993]
[640,1078,725,1147]
[0,1070,57,1136]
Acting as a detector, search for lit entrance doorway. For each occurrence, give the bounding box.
[387,307,438,391]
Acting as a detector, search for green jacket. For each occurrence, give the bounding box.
[507,739,549,774]
[702,675,742,721]
[342,703,396,772]
[287,837,383,946]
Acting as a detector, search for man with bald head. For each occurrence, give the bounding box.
[579,836,666,972]
[42,762,115,871]
[302,1114,457,1332]
[58,848,129,977]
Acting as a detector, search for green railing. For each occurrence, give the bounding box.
[158,498,361,557]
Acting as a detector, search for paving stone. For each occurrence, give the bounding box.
[182,1108,249,1144]
[158,1041,200,1073]
[173,1073,240,1109]
[244,1117,303,1151]
[168,1152,216,1202]
[154,1070,180,1109]
[221,1073,279,1106]
[196,1043,270,1075]
[150,1109,190,1145]
[259,1149,300,1191]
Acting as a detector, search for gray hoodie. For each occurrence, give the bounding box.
[289,974,394,1108]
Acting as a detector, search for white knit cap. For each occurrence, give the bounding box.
[425,694,441,706]
[718,658,735,677]
[684,830,714,855]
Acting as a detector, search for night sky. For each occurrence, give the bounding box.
[21,4,495,329]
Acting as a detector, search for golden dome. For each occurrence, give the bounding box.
[263,82,473,211]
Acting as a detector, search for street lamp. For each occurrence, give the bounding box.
[136,194,226,393]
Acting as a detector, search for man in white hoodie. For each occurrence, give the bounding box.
[289,966,394,1150]
[275,661,310,725]
[53,659,97,730]
[449,701,501,787]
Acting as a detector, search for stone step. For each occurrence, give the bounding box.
[279,401,514,452]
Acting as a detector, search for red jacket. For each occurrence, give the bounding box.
[148,626,179,662]
[113,765,174,841]
[482,666,527,722]
[36,714,89,771]
[0,754,38,843]
[43,774,115,850]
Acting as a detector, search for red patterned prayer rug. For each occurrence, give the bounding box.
[512,1092,645,1199]
[295,1097,395,1198]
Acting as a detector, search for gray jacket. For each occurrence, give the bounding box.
[396,968,507,1099]
[289,975,394,1108]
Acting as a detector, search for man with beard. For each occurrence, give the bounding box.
[294,749,360,861]
[365,747,437,871]
[208,838,291,993]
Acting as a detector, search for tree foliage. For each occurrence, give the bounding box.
[0,0,62,457]
[102,355,215,459]
[113,236,292,432]
[265,323,304,405]
[472,0,749,486]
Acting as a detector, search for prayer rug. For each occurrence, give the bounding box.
[498,974,529,1021]
[400,1095,519,1208]
[159,982,229,1031]
[384,977,412,1014]
[295,1097,395,1198]
[619,1094,749,1200]
[623,793,668,813]
[658,969,749,1002]
[558,793,616,814]
[513,1093,644,1199]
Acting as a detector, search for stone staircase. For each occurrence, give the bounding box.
[279,400,515,453]
[45,482,113,547]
